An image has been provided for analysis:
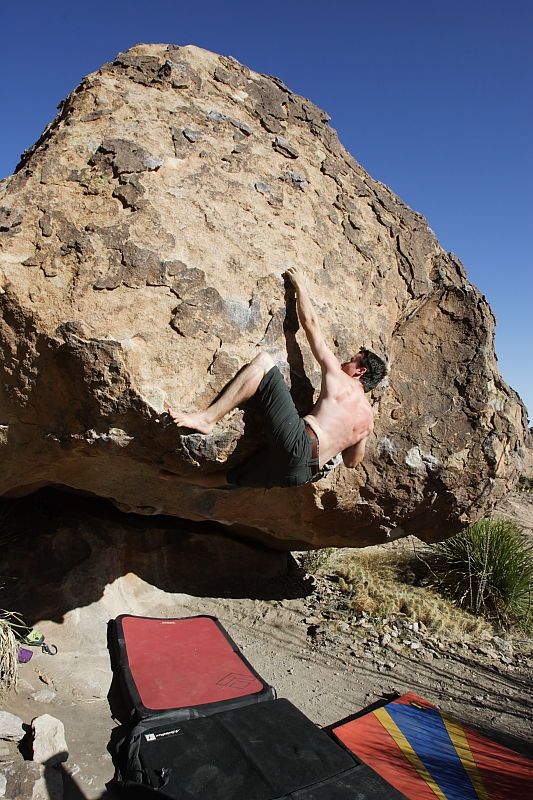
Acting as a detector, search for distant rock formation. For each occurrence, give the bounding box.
[0,44,527,548]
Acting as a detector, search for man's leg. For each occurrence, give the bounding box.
[167,352,275,434]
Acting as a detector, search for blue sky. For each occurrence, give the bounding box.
[1,1,531,418]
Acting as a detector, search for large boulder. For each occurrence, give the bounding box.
[0,44,527,548]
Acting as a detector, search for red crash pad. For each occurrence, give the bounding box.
[111,614,274,720]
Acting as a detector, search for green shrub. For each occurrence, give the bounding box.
[429,519,533,629]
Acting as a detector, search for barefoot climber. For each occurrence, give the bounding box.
[163,267,387,489]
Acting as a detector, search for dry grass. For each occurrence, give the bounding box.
[0,600,28,699]
[329,547,491,639]
[0,619,19,699]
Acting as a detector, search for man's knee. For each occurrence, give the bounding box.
[251,351,275,376]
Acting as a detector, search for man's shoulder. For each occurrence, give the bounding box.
[320,349,342,373]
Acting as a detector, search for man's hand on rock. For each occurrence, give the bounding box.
[284,266,306,291]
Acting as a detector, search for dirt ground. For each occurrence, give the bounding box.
[1,490,532,798]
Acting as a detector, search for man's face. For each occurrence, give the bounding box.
[341,352,366,379]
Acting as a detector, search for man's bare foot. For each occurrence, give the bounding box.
[166,408,214,435]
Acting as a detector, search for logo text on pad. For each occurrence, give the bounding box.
[216,672,254,689]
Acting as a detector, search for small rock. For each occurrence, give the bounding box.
[410,641,421,650]
[500,655,512,665]
[254,181,273,196]
[229,118,253,136]
[0,773,6,797]
[304,616,322,626]
[182,128,201,143]
[31,715,68,767]
[336,621,351,634]
[380,633,391,647]
[492,636,513,654]
[273,136,299,159]
[0,711,25,742]
[207,110,227,123]
[284,171,307,189]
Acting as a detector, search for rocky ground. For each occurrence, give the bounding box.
[1,490,532,798]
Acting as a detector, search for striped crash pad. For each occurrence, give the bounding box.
[331,692,533,800]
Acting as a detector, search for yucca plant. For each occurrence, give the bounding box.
[429,518,533,629]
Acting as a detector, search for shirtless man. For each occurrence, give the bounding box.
[164,267,386,488]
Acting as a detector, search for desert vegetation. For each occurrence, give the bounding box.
[0,609,21,698]
[300,517,533,637]
[429,519,532,631]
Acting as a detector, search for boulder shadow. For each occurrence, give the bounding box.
[1,488,314,627]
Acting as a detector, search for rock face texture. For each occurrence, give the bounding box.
[0,44,527,547]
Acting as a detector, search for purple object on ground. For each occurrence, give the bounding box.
[18,647,33,663]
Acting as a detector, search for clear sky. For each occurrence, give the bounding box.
[1,1,531,418]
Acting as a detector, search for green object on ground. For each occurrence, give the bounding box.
[18,627,45,646]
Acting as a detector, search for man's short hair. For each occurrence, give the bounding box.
[358,348,387,391]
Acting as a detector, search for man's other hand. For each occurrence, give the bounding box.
[284,266,305,290]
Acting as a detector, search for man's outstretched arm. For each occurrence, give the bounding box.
[285,267,339,371]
